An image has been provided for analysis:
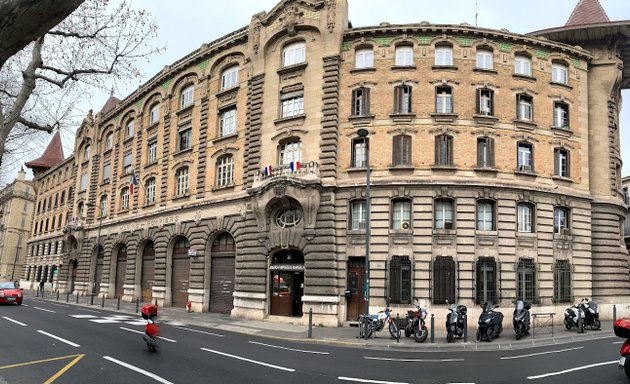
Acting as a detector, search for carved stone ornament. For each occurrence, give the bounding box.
[280,5,303,36]
[327,0,336,33]
[274,185,286,198]
[194,209,202,225]
[252,20,262,54]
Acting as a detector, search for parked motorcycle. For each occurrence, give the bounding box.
[476,302,503,342]
[578,298,601,331]
[512,300,531,340]
[404,303,428,343]
[141,304,159,352]
[445,300,467,343]
[358,305,400,340]
[563,302,585,333]
[614,318,630,380]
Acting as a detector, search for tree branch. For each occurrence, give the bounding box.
[47,25,107,39]
[16,117,53,133]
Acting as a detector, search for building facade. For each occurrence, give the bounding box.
[23,0,630,325]
[0,169,35,281]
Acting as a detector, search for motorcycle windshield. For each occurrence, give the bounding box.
[588,302,598,312]
[515,301,524,311]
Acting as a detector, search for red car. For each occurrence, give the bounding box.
[0,281,23,305]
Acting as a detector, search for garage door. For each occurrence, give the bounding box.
[115,246,127,298]
[171,238,190,307]
[210,256,235,314]
[141,242,155,303]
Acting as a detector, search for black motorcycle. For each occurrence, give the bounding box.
[476,302,503,342]
[404,304,428,343]
[512,300,531,340]
[578,298,601,331]
[445,300,467,343]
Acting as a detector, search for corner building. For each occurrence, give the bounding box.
[23,0,630,325]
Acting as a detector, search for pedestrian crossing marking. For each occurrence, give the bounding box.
[69,314,147,326]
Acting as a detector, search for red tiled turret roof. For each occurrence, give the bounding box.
[566,0,610,26]
[25,131,65,171]
[99,95,121,115]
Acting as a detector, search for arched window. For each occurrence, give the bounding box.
[126,120,134,138]
[278,139,302,167]
[99,195,108,217]
[149,103,160,125]
[355,47,374,69]
[221,66,239,90]
[282,41,305,67]
[212,233,235,252]
[83,145,90,162]
[175,167,189,196]
[106,132,113,149]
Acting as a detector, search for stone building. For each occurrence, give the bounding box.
[22,0,630,325]
[0,169,35,281]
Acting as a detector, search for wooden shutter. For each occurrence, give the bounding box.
[433,256,455,304]
[435,135,441,165]
[402,135,411,165]
[364,88,370,115]
[393,135,401,165]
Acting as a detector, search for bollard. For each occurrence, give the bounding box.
[56,290,59,301]
[117,296,121,310]
[76,292,79,304]
[101,295,105,308]
[430,314,435,344]
[396,313,400,343]
[614,304,617,323]
[136,297,140,313]
[463,314,468,343]
[308,308,313,339]
[66,292,69,303]
[90,293,94,306]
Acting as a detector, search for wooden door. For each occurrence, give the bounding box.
[346,258,366,321]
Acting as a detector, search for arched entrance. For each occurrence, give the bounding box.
[209,232,235,314]
[269,250,304,317]
[140,241,155,303]
[171,237,190,307]
[114,244,127,298]
[93,245,104,295]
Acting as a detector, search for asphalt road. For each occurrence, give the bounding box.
[0,297,628,384]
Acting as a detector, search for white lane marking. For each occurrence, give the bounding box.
[103,356,173,384]
[500,346,583,360]
[77,307,102,313]
[338,377,409,384]
[119,327,176,343]
[248,341,330,355]
[614,341,624,344]
[3,316,27,326]
[41,301,70,308]
[364,356,464,362]
[173,325,224,337]
[201,347,295,372]
[527,360,618,379]
[33,306,55,313]
[37,330,80,347]
[70,315,98,319]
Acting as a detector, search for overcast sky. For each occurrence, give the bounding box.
[44,0,630,178]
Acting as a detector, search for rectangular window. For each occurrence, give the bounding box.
[216,156,234,187]
[514,56,532,76]
[553,207,570,234]
[176,168,189,196]
[435,86,453,114]
[178,127,192,151]
[123,152,132,175]
[477,89,493,116]
[350,200,367,230]
[395,46,413,66]
[389,256,411,304]
[221,66,239,90]
[148,140,157,163]
[554,149,569,177]
[476,257,497,304]
[516,258,536,302]
[103,163,111,182]
[106,133,113,149]
[517,143,533,172]
[553,102,569,129]
[433,256,455,304]
[553,260,571,303]
[126,120,134,138]
[477,137,494,168]
[278,141,302,166]
[181,85,194,108]
[394,85,412,114]
[282,41,306,67]
[434,199,454,230]
[392,135,411,166]
[352,138,367,168]
[150,104,160,125]
[476,201,494,231]
[146,179,156,204]
[552,63,568,84]
[100,197,107,217]
[435,135,453,166]
[517,203,533,233]
[352,88,370,116]
[517,94,533,121]
[435,46,453,66]
[219,108,237,136]
[79,173,88,192]
[121,189,129,210]
[476,49,493,69]
[355,48,374,69]
[280,95,304,118]
[391,200,411,229]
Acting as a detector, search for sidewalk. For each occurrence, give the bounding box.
[30,289,616,351]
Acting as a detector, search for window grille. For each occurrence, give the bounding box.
[475,257,497,304]
[553,260,571,303]
[433,256,455,304]
[516,258,537,303]
[389,256,411,304]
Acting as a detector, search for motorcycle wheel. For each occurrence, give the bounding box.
[625,357,630,379]
[515,324,523,340]
[414,326,428,343]
[362,320,372,340]
[591,319,601,331]
[447,330,454,343]
[564,318,572,330]
[486,326,494,342]
[388,321,400,340]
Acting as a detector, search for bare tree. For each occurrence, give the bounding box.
[0,0,160,167]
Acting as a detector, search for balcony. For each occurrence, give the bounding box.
[253,161,320,184]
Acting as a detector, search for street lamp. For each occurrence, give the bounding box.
[86,202,103,305]
[11,233,22,281]
[357,128,370,316]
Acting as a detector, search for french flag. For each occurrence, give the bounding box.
[290,161,301,172]
[130,169,138,195]
[262,165,273,176]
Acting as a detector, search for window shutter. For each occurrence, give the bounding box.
[488,138,495,167]
[364,88,370,115]
[394,87,401,113]
[392,136,400,165]
[435,87,439,112]
[489,90,494,116]
[435,136,441,164]
[402,135,411,165]
[476,89,481,114]
[446,136,453,165]
[554,150,559,175]
[477,139,483,166]
[516,94,520,119]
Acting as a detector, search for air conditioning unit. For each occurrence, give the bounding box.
[401,221,410,230]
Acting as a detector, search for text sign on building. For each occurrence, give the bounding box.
[269,264,304,271]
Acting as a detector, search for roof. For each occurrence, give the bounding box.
[99,96,121,115]
[565,0,609,26]
[24,131,65,170]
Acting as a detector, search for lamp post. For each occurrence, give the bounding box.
[86,202,103,305]
[10,233,22,281]
[357,128,370,316]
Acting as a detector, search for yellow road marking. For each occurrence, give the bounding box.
[0,354,85,384]
[44,354,84,384]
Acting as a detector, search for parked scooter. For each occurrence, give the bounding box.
[358,305,400,340]
[578,298,601,331]
[563,302,585,333]
[404,302,428,343]
[141,304,159,352]
[476,302,503,342]
[445,300,467,343]
[512,300,531,340]
[614,318,630,380]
